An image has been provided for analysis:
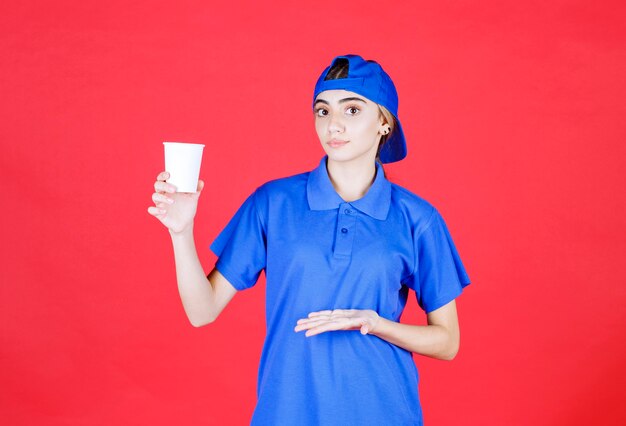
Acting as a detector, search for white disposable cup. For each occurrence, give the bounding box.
[163,142,205,193]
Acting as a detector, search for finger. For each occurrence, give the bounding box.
[305,313,343,324]
[152,192,174,205]
[197,179,204,192]
[297,315,340,325]
[295,318,328,330]
[154,181,177,193]
[157,171,170,181]
[308,310,333,318]
[294,318,329,330]
[333,317,363,330]
[304,325,327,337]
[297,316,324,324]
[303,315,357,333]
[147,206,167,216]
[305,322,343,337]
[353,317,369,334]
[360,317,376,335]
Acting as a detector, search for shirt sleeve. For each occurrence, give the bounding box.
[403,207,472,314]
[209,188,267,291]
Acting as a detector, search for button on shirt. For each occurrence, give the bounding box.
[210,155,472,426]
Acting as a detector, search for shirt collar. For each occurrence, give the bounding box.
[306,155,391,220]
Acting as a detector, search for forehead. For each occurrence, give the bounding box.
[314,89,371,104]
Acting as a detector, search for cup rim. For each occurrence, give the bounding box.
[163,142,205,147]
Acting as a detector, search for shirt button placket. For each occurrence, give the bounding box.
[334,203,357,257]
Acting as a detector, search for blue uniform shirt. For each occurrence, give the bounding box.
[210,155,471,425]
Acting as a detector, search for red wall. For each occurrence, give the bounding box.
[2,1,624,425]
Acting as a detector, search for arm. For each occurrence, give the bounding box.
[170,226,237,327]
[148,172,238,327]
[370,299,460,360]
[294,300,461,361]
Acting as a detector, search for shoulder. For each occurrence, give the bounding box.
[255,170,309,200]
[259,170,309,192]
[389,181,439,232]
[389,181,437,216]
[248,170,310,216]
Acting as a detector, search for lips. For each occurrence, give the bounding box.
[328,139,349,147]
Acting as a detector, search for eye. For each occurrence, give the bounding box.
[346,106,360,115]
[314,107,328,117]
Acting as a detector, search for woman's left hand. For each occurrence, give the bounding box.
[294,309,381,337]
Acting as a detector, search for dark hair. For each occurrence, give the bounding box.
[323,58,393,179]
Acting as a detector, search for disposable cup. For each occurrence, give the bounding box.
[163,142,205,193]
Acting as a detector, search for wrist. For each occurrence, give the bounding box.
[169,225,194,240]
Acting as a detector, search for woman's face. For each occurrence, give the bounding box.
[313,89,384,163]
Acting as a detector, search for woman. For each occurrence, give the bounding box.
[148,54,472,425]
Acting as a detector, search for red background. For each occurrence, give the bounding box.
[2,1,625,425]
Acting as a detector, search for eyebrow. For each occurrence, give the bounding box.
[313,97,368,106]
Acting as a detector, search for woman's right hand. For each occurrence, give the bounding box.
[147,171,205,235]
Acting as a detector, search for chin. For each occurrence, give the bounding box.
[324,148,375,164]
[324,150,353,162]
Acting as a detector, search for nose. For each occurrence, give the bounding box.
[327,112,345,135]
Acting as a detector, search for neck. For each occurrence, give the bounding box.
[326,155,378,202]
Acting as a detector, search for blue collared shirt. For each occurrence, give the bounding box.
[210,155,471,425]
